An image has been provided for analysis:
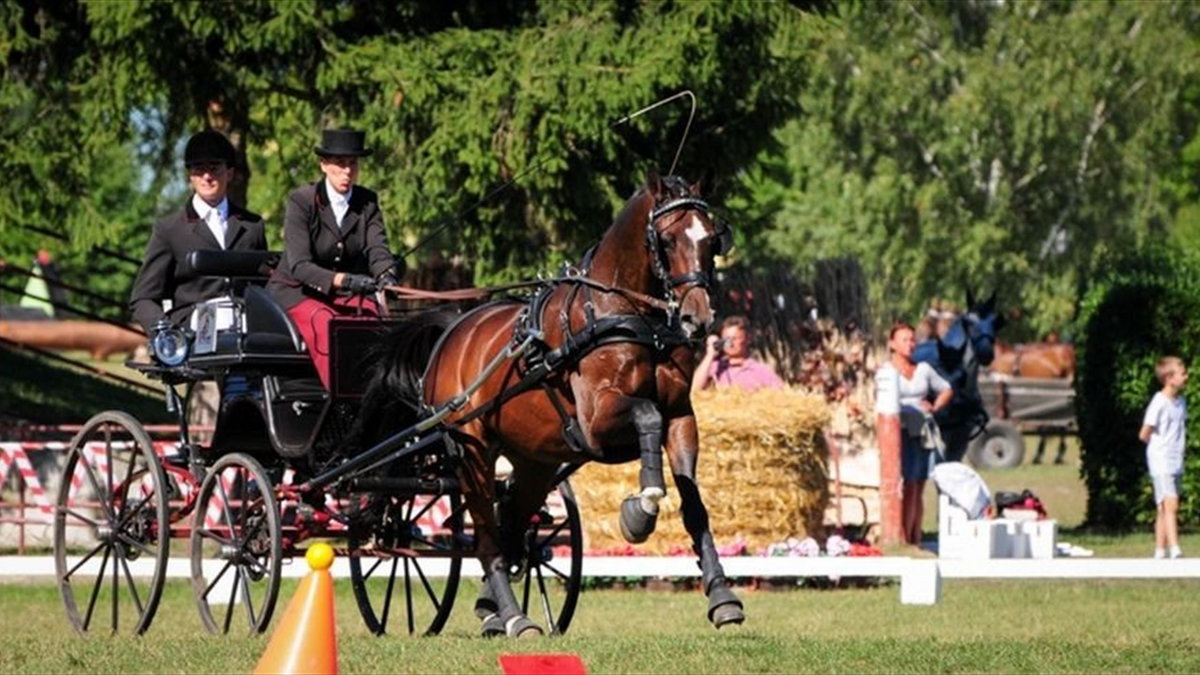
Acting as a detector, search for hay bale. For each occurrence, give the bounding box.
[574,388,830,554]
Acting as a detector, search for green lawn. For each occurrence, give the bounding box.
[4,356,1197,671]
[1,577,1198,673]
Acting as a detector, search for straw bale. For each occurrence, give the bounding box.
[574,387,830,554]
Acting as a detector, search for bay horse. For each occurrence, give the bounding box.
[359,173,743,637]
[913,291,1005,461]
[990,340,1075,379]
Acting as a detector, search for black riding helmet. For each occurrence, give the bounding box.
[184,129,235,167]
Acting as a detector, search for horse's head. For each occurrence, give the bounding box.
[647,174,732,338]
[925,290,1005,376]
[961,289,1005,367]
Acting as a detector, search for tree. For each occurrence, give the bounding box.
[1,0,805,291]
[741,1,1200,337]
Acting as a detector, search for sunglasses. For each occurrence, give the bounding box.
[188,162,229,176]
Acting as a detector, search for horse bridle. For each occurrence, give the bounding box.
[644,196,732,318]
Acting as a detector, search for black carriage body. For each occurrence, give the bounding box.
[127,253,388,462]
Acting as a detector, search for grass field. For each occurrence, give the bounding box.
[2,576,1199,673]
[5,370,1198,672]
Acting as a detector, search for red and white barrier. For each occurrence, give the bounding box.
[0,443,54,514]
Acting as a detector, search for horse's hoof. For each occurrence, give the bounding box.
[711,602,746,628]
[707,584,745,627]
[619,495,658,544]
[480,613,505,637]
[506,615,544,638]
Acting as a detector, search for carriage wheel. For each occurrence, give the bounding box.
[348,490,464,636]
[189,453,282,634]
[515,480,583,635]
[53,411,169,635]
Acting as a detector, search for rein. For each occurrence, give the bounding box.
[380,275,674,313]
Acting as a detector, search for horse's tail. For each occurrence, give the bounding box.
[342,310,456,451]
[374,309,456,405]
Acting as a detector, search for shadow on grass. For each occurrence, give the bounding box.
[0,344,171,426]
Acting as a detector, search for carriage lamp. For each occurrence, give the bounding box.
[150,319,191,367]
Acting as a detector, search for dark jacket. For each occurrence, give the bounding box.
[267,181,395,309]
[129,200,267,333]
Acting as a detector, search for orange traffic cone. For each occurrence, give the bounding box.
[254,543,339,675]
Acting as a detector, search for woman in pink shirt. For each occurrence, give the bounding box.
[692,315,784,393]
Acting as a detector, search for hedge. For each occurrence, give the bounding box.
[1076,246,1200,529]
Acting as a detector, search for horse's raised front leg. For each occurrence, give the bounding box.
[579,387,666,543]
[666,415,745,628]
[452,430,542,638]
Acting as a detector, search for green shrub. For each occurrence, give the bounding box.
[1076,246,1200,529]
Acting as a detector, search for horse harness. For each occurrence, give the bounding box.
[441,194,725,458]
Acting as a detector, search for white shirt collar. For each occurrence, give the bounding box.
[326,179,352,208]
[192,194,229,223]
[326,180,353,227]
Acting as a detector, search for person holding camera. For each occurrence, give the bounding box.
[266,128,404,389]
[692,315,784,393]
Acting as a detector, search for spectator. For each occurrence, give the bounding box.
[916,314,939,343]
[692,315,784,393]
[1138,356,1188,559]
[879,320,954,546]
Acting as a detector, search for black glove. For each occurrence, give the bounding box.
[339,273,378,296]
[376,271,399,288]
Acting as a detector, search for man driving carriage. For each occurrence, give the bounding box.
[129,129,268,334]
[266,128,404,390]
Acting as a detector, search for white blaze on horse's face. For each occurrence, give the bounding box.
[669,213,715,338]
[681,214,710,275]
[684,215,708,245]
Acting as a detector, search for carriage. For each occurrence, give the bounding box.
[52,172,744,639]
[52,249,583,637]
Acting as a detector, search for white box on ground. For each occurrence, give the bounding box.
[937,493,1057,559]
[1022,519,1057,559]
[938,494,997,559]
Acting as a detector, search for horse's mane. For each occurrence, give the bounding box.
[341,309,458,453]
[618,174,695,225]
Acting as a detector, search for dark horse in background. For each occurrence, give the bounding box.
[913,291,1005,463]
[354,174,744,637]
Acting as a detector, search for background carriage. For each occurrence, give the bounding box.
[51,250,583,637]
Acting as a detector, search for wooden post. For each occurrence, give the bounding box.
[875,366,902,545]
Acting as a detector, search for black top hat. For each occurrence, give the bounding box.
[184,130,235,167]
[314,129,373,157]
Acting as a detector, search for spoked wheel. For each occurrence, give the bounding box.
[513,480,583,635]
[189,453,282,634]
[53,411,169,635]
[348,490,465,636]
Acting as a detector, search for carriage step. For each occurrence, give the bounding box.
[349,476,459,494]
